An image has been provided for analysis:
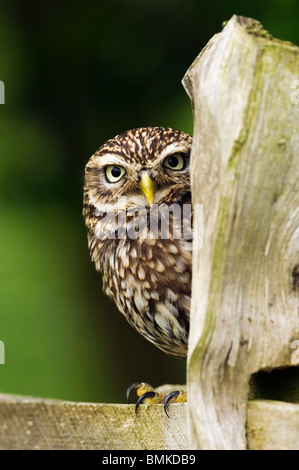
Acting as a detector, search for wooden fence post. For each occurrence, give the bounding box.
[183,15,299,450]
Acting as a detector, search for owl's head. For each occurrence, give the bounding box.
[84,127,192,212]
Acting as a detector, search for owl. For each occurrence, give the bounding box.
[83,127,192,410]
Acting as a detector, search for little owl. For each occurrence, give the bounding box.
[83,127,192,412]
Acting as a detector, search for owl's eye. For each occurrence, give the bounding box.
[163,153,185,171]
[105,165,126,183]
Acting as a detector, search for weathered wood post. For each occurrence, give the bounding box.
[184,15,299,450]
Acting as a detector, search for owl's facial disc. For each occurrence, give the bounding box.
[140,172,155,206]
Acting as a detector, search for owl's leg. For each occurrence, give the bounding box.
[126,382,187,418]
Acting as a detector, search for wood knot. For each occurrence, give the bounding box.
[291,264,299,292]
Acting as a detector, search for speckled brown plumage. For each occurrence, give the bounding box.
[83,127,192,358]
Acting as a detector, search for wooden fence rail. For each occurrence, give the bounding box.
[0,394,298,450]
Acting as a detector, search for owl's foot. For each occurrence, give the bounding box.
[126,382,187,418]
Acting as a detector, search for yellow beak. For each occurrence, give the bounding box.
[140,172,155,205]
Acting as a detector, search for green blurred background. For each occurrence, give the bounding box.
[0,0,298,403]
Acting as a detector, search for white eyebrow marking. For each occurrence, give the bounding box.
[94,154,130,168]
[158,143,190,162]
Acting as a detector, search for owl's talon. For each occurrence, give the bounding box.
[135,391,156,414]
[126,382,143,403]
[126,382,166,414]
[164,390,187,418]
[127,382,187,417]
[126,382,155,404]
[164,390,180,418]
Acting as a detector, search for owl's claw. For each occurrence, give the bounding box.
[126,382,187,417]
[163,390,180,418]
[135,391,156,414]
[127,382,165,414]
[163,390,187,418]
[126,382,158,404]
[126,382,142,403]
